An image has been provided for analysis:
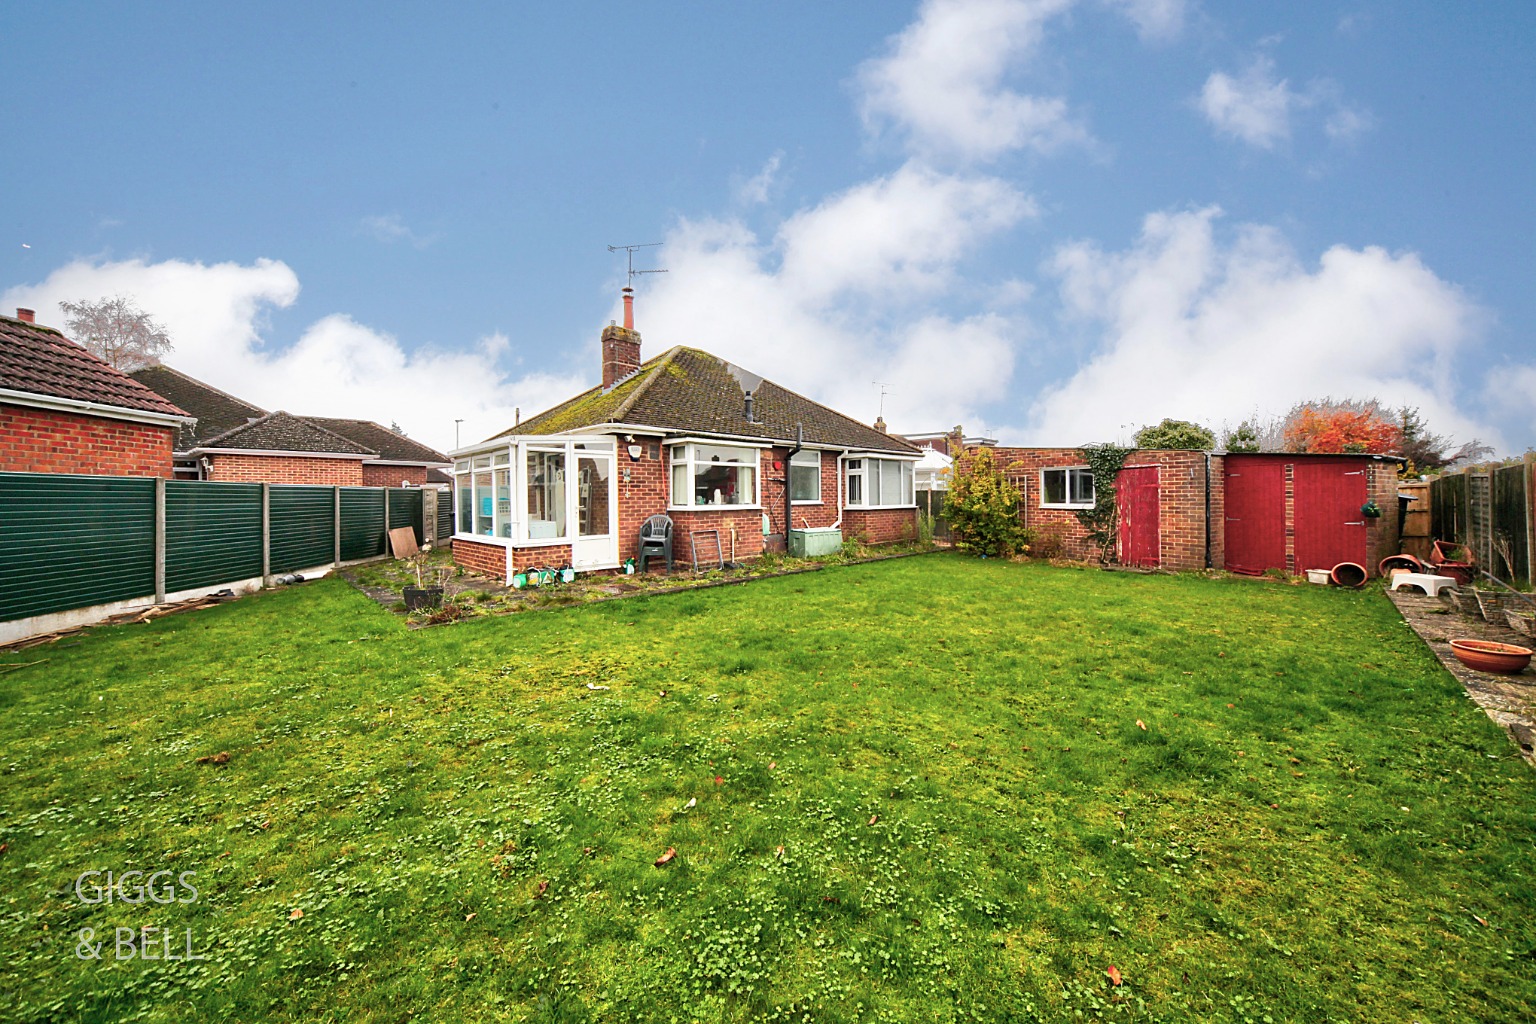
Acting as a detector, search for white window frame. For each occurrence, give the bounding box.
[789,449,822,504]
[668,441,763,510]
[844,456,917,509]
[451,435,617,546]
[1040,466,1096,509]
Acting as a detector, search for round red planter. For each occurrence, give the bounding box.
[1449,639,1533,674]
[1330,562,1367,588]
[1378,554,1425,577]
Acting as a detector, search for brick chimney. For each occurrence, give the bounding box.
[874,415,887,433]
[601,288,641,389]
[16,308,35,323]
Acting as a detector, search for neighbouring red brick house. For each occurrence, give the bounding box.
[0,308,191,478]
[969,445,1402,576]
[450,292,921,582]
[129,365,449,485]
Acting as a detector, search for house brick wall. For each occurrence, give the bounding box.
[0,403,175,478]
[984,447,1217,571]
[209,454,365,486]
[362,464,428,487]
[843,507,919,545]
[452,537,507,581]
[618,439,669,565]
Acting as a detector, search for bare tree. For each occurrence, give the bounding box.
[59,296,174,371]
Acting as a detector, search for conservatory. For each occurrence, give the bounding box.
[451,433,619,571]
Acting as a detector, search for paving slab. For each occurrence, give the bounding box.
[1388,588,1536,764]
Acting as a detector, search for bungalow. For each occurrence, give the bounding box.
[449,294,921,581]
[0,308,191,478]
[129,365,450,486]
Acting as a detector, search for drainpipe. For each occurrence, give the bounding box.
[785,423,803,551]
[832,453,845,530]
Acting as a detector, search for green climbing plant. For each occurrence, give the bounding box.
[946,446,1029,557]
[1074,442,1134,565]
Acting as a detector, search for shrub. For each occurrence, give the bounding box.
[945,447,1028,557]
[1134,418,1215,450]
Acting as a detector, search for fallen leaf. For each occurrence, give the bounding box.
[1107,964,1123,987]
[196,751,231,765]
[465,912,476,922]
[536,880,549,898]
[1473,915,1489,927]
[768,761,776,770]
[868,815,879,826]
[775,845,785,859]
[1227,703,1235,708]
[683,797,697,810]
[1136,720,1147,731]
[582,847,595,857]
[714,776,723,786]
[289,908,303,920]
[659,690,668,697]
[654,847,676,867]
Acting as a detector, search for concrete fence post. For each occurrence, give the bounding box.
[261,483,271,581]
[153,477,166,604]
[422,487,437,548]
[383,487,391,551]
[334,487,342,567]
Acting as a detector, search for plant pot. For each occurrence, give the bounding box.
[403,586,444,611]
[1449,639,1532,674]
[1330,562,1367,588]
[1379,554,1426,577]
[1505,609,1536,639]
[1473,589,1504,623]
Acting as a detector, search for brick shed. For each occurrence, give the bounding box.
[973,446,1403,577]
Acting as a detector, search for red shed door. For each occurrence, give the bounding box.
[1117,465,1161,568]
[1224,456,1286,574]
[1293,461,1368,573]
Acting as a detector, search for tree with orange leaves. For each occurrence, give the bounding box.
[1281,400,1402,454]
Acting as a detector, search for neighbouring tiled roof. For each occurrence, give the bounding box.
[0,314,189,419]
[304,417,450,465]
[195,410,377,457]
[129,364,267,449]
[499,346,918,454]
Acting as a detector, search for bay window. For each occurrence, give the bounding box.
[845,457,915,508]
[670,443,759,507]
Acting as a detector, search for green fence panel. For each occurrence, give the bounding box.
[0,472,156,622]
[270,486,336,573]
[436,492,453,540]
[164,481,264,593]
[388,488,424,545]
[1492,464,1529,584]
[340,487,386,561]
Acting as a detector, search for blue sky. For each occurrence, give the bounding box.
[4,1,1532,455]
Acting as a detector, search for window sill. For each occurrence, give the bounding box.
[668,505,764,512]
[452,533,513,547]
[846,504,917,511]
[790,499,823,505]
[1040,503,1094,510]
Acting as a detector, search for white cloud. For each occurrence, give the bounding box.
[1100,0,1187,42]
[1199,55,1373,151]
[734,151,785,205]
[0,258,581,453]
[857,0,1089,163]
[361,213,436,248]
[1025,207,1509,450]
[633,161,1034,431]
[1198,56,1294,149]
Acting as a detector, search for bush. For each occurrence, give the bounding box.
[945,448,1028,557]
[1134,418,1215,450]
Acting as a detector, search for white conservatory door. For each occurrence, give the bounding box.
[571,452,618,570]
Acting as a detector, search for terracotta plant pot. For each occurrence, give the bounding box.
[1449,639,1532,674]
[1379,554,1426,577]
[1330,562,1367,588]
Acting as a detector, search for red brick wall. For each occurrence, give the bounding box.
[511,544,571,572]
[984,448,1216,571]
[209,454,365,485]
[670,508,767,567]
[764,448,841,538]
[453,538,507,581]
[617,439,668,565]
[843,507,919,545]
[0,403,175,478]
[363,464,428,487]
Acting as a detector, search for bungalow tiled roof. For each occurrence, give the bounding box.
[0,314,189,419]
[303,417,450,465]
[195,410,377,457]
[129,364,267,449]
[499,346,918,454]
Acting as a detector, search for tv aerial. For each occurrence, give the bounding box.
[608,242,668,285]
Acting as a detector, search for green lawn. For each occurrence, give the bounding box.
[2,555,1533,1023]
